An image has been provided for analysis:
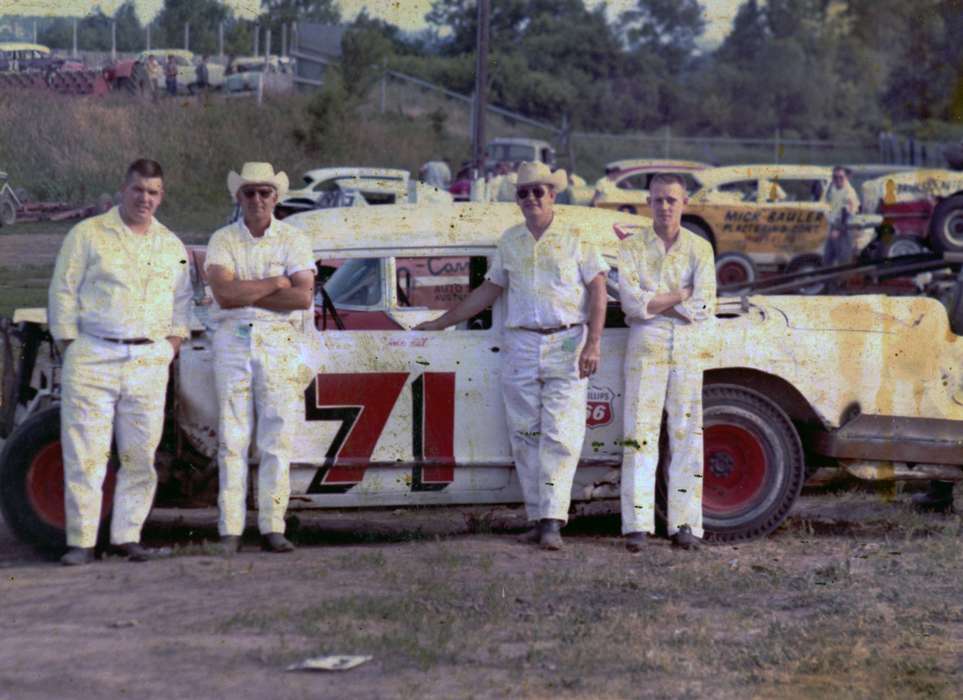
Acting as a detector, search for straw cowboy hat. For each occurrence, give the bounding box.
[227,162,289,200]
[515,161,568,191]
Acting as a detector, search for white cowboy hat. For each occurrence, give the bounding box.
[227,162,289,200]
[515,161,567,191]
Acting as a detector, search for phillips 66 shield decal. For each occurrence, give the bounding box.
[586,385,614,429]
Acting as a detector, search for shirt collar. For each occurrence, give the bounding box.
[238,215,279,240]
[643,224,691,256]
[104,205,157,237]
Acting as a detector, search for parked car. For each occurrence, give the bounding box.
[598,164,882,292]
[4,203,963,551]
[223,55,295,93]
[0,43,83,74]
[603,158,710,175]
[862,168,963,254]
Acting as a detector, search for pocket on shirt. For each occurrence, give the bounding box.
[268,261,287,276]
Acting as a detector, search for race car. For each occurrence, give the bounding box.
[862,168,963,254]
[3,203,962,551]
[598,164,882,292]
[590,161,709,210]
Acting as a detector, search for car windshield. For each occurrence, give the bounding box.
[487,144,536,162]
[323,258,382,307]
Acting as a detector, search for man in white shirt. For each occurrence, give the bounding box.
[618,173,716,551]
[205,163,315,554]
[415,161,609,550]
[49,159,192,565]
[823,166,860,267]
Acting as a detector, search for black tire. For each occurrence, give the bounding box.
[0,196,16,227]
[785,254,826,295]
[617,204,637,215]
[698,384,805,542]
[0,406,115,550]
[945,271,963,336]
[929,194,963,253]
[715,252,756,296]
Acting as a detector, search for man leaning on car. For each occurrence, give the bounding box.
[49,158,192,566]
[415,161,609,550]
[204,162,315,555]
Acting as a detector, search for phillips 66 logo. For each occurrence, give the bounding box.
[586,385,614,429]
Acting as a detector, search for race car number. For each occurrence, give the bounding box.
[303,372,455,493]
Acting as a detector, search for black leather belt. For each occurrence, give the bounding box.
[517,324,582,335]
[97,336,154,345]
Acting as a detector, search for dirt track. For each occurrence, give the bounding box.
[2,493,963,699]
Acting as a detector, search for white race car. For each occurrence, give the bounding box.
[3,203,963,549]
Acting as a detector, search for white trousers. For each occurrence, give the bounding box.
[61,334,173,547]
[502,326,588,523]
[621,320,704,537]
[213,322,302,536]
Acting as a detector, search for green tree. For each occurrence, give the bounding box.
[154,0,230,54]
[619,0,705,69]
[258,0,341,33]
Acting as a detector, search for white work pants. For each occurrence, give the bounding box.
[621,320,704,537]
[213,322,302,536]
[61,335,173,547]
[502,325,588,523]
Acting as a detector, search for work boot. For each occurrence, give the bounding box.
[624,531,653,553]
[539,519,564,551]
[261,532,295,553]
[60,547,95,566]
[115,542,172,562]
[911,480,955,513]
[515,522,542,544]
[670,525,702,551]
[219,535,242,555]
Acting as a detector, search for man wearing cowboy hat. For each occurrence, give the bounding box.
[416,161,609,550]
[205,162,315,554]
[50,158,192,565]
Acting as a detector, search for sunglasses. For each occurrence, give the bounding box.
[241,187,276,200]
[516,186,548,200]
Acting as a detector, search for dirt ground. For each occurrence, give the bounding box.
[0,232,67,267]
[2,490,962,700]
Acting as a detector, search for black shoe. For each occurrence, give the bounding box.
[115,542,172,562]
[261,532,295,553]
[515,523,542,544]
[671,525,702,551]
[911,480,955,513]
[624,531,653,553]
[61,547,95,566]
[219,535,242,555]
[539,519,564,551]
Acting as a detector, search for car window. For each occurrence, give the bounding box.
[716,180,758,202]
[324,257,382,307]
[395,255,492,329]
[768,178,824,203]
[617,174,648,190]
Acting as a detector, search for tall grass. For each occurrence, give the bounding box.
[0,90,470,233]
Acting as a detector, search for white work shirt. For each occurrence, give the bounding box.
[486,216,610,329]
[826,181,859,226]
[204,215,314,324]
[48,206,192,341]
[618,225,716,325]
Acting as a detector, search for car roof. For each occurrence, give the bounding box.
[844,164,917,175]
[142,49,194,59]
[0,43,50,53]
[863,168,963,185]
[285,202,651,254]
[302,167,409,183]
[696,164,831,188]
[489,137,553,148]
[606,159,709,172]
[615,165,708,180]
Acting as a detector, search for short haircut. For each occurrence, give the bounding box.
[832,165,850,176]
[125,158,164,183]
[650,172,688,193]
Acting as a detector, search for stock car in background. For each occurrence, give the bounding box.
[4,203,963,552]
[598,164,882,292]
[862,168,963,255]
[590,160,709,210]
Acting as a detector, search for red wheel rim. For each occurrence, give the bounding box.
[702,424,767,515]
[26,441,117,530]
[717,261,749,286]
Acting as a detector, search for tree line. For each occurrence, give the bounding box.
[11,0,963,141]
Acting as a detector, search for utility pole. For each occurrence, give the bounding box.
[111,19,116,61]
[265,28,271,57]
[281,23,287,57]
[32,20,37,44]
[471,0,490,180]
[72,18,78,57]
[184,22,190,51]
[218,21,224,61]
[253,22,260,57]
[146,23,151,51]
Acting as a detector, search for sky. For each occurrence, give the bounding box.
[0,0,741,47]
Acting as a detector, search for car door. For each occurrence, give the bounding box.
[753,177,829,264]
[289,247,517,508]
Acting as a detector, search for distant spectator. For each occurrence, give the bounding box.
[494,162,517,202]
[146,54,162,98]
[189,55,210,96]
[420,160,452,189]
[823,165,860,268]
[164,55,178,96]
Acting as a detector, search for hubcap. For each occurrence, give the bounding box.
[26,441,116,529]
[943,211,963,248]
[702,424,768,516]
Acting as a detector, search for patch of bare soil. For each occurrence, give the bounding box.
[2,492,963,699]
[0,233,67,268]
